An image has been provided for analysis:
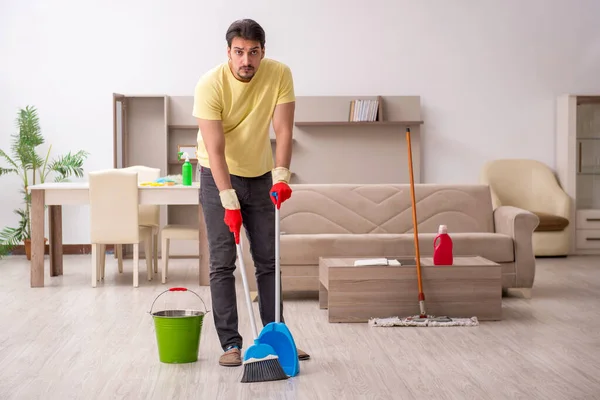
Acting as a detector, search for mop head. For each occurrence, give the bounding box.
[369,315,479,327]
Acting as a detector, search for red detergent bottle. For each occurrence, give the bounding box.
[433,224,453,266]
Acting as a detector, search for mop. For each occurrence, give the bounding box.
[369,127,479,328]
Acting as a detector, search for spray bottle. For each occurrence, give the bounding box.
[180,151,192,186]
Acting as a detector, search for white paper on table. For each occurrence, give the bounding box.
[353,258,401,267]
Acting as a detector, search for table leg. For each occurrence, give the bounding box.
[30,190,45,287]
[49,205,63,276]
[198,204,209,286]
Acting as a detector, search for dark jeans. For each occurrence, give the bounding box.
[199,166,284,351]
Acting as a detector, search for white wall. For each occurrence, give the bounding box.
[1,0,600,244]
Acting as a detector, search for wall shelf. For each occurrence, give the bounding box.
[291,95,423,184]
[295,121,423,127]
[169,124,197,130]
[168,160,198,166]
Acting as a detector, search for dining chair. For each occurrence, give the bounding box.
[116,165,161,274]
[160,225,200,283]
[89,169,153,287]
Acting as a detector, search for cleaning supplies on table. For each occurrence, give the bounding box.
[140,175,181,186]
[179,151,193,186]
[156,175,180,185]
[433,224,453,266]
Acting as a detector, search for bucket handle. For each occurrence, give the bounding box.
[149,287,210,315]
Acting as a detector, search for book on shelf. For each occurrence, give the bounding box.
[348,99,379,122]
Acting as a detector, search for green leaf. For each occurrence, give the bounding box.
[32,152,45,171]
[17,106,44,147]
[0,210,28,258]
[49,149,89,181]
[0,167,17,177]
[53,175,69,183]
[40,145,52,183]
[9,106,43,171]
[0,149,19,170]
[19,189,31,206]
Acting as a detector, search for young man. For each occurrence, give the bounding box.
[192,18,310,367]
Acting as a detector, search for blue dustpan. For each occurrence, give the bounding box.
[236,239,286,380]
[243,336,279,363]
[257,192,300,377]
[257,321,299,377]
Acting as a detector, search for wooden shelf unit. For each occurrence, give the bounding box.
[112,94,423,255]
[556,94,600,255]
[113,95,201,257]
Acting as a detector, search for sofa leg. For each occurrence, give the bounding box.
[505,288,532,299]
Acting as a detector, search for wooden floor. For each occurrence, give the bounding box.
[0,255,599,400]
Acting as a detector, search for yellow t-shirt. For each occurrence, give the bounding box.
[192,58,295,177]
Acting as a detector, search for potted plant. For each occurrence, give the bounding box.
[0,105,89,259]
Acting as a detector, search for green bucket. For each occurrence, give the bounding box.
[149,287,209,364]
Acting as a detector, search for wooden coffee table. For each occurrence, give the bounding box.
[319,256,502,323]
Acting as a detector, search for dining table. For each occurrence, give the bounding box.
[27,181,209,288]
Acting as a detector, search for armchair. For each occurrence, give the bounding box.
[480,159,571,256]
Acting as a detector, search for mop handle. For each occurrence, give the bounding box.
[274,198,281,324]
[406,128,425,298]
[236,238,259,339]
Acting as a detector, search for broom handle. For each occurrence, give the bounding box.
[275,204,281,323]
[237,239,259,339]
[406,128,427,316]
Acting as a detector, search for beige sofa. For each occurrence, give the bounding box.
[241,183,540,297]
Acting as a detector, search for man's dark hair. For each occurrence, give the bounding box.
[226,19,266,48]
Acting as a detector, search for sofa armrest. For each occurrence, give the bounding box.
[493,206,540,288]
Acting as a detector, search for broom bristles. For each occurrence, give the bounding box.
[241,354,288,383]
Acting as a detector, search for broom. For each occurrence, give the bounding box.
[254,193,300,377]
[236,237,288,382]
[369,127,478,328]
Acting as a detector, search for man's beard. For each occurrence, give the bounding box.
[238,66,255,80]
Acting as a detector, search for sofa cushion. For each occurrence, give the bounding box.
[532,211,569,232]
[280,232,514,265]
[282,184,496,234]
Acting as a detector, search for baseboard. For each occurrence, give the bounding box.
[9,244,199,259]
[10,244,112,255]
[535,255,568,258]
